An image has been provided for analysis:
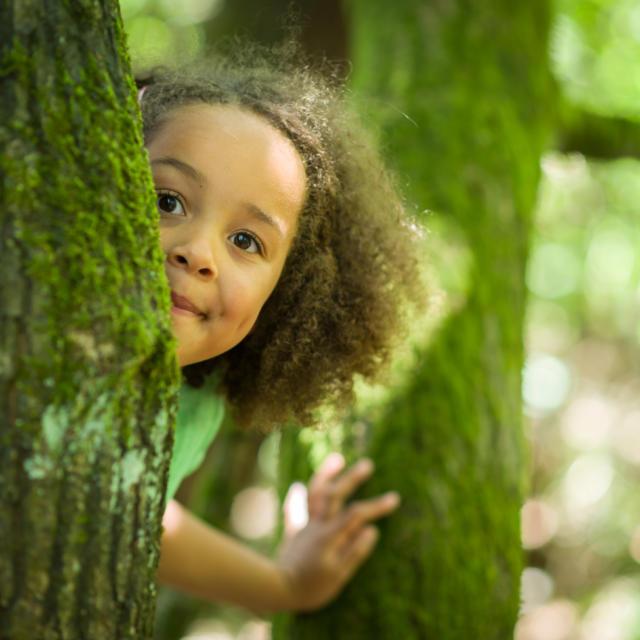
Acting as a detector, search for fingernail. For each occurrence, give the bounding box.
[359,458,374,473]
[385,491,401,506]
[365,525,379,542]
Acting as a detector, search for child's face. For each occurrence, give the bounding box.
[146,104,306,367]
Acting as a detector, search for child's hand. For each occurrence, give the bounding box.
[276,453,400,612]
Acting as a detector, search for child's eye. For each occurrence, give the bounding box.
[229,231,263,255]
[156,191,185,216]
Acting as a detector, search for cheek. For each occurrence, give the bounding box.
[222,277,272,330]
[158,227,170,254]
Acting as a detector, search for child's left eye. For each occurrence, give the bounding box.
[229,231,262,254]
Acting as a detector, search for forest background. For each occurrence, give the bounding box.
[120,1,640,639]
[2,0,639,639]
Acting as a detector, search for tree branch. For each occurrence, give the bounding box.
[556,103,640,159]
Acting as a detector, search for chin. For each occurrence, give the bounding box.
[177,346,226,368]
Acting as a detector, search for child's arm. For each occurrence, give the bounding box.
[157,454,399,613]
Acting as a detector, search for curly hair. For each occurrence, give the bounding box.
[137,44,424,430]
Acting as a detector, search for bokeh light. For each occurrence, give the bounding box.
[521,499,559,550]
[560,393,615,450]
[522,354,572,416]
[121,0,212,69]
[585,227,635,294]
[157,0,222,25]
[515,599,578,640]
[613,410,640,465]
[230,487,278,540]
[563,453,614,513]
[526,243,582,299]
[520,567,555,614]
[579,578,640,640]
[126,16,175,68]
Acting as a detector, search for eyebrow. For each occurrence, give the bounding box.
[150,156,207,185]
[242,202,285,239]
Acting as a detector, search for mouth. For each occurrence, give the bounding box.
[170,291,205,317]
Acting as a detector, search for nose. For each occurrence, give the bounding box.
[167,238,218,280]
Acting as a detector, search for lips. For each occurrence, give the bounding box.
[171,292,204,316]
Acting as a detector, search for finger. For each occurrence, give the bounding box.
[307,453,346,519]
[323,458,374,518]
[283,481,309,539]
[330,492,400,550]
[340,525,379,574]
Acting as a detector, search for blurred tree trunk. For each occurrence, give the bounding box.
[0,2,178,639]
[275,1,555,638]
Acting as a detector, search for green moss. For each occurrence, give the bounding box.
[41,405,70,456]
[119,450,146,492]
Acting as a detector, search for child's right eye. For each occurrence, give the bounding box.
[156,191,185,216]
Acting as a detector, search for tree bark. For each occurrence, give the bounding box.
[0,2,179,638]
[274,1,555,638]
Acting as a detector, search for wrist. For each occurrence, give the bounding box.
[270,560,301,613]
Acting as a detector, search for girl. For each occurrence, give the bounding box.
[136,47,422,615]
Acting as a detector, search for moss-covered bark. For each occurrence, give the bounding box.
[0,2,179,638]
[274,1,555,638]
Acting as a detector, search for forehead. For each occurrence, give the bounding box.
[149,104,307,208]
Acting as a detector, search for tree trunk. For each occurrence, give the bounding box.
[0,2,179,638]
[274,1,555,638]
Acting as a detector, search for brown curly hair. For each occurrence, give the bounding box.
[137,45,423,430]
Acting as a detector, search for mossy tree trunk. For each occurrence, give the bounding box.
[275,1,555,638]
[0,2,179,638]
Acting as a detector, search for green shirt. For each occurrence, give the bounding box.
[166,379,225,503]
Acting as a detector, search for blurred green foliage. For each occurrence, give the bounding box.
[120,0,220,69]
[518,2,640,638]
[552,0,640,119]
